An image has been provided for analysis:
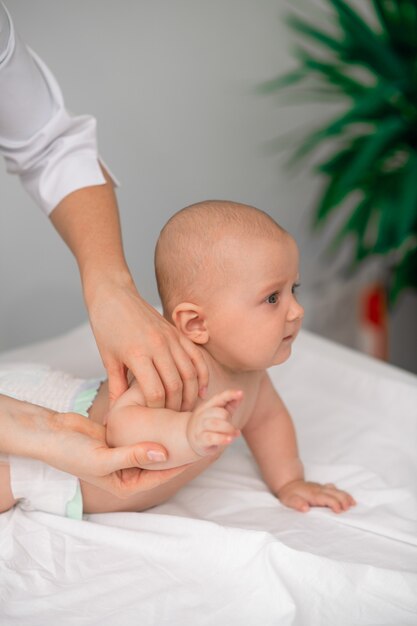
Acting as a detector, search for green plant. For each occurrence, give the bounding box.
[263,0,417,304]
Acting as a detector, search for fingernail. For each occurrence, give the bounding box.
[147,451,166,462]
[199,386,208,398]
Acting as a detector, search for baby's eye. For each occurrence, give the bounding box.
[266,292,279,304]
[292,282,301,295]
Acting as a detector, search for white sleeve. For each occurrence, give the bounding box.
[0,3,117,216]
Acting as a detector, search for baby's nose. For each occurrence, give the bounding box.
[288,299,304,322]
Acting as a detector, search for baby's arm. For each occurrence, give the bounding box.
[242,373,355,513]
[107,380,242,469]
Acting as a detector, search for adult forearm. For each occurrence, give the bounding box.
[0,393,191,498]
[0,394,55,460]
[49,166,133,296]
[49,165,209,410]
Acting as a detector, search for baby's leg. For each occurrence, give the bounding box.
[107,388,243,469]
[0,461,17,514]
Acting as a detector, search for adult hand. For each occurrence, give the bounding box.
[50,174,208,412]
[87,278,209,411]
[0,394,190,498]
[44,411,191,497]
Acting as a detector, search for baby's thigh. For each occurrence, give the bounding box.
[81,456,217,514]
[0,462,17,514]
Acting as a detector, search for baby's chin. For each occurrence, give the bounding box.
[270,341,294,366]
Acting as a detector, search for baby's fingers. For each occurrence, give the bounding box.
[316,492,344,513]
[281,493,310,513]
[324,486,356,511]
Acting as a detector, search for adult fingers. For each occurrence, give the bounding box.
[106,361,129,406]
[129,356,166,408]
[97,441,170,475]
[152,350,186,412]
[117,464,193,496]
[179,335,209,400]
[168,342,199,411]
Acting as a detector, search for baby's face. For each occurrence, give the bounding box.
[203,232,304,372]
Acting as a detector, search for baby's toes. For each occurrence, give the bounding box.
[204,417,239,436]
[200,431,236,454]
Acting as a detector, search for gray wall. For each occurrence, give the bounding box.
[1,0,416,373]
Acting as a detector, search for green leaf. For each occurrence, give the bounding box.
[396,151,417,240]
[373,0,417,52]
[289,82,403,168]
[390,242,417,303]
[330,116,405,195]
[373,192,399,253]
[313,171,351,226]
[258,69,307,94]
[286,13,346,56]
[332,194,374,259]
[295,51,368,95]
[317,137,366,174]
[328,0,406,79]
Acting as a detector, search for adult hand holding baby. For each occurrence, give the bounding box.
[51,174,209,415]
[86,278,208,411]
[43,411,191,497]
[0,393,189,501]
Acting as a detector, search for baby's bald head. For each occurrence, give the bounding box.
[155,200,286,318]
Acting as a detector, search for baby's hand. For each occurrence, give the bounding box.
[187,389,243,457]
[277,480,356,514]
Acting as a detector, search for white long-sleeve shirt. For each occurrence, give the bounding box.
[0,2,110,216]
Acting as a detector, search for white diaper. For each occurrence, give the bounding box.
[0,362,102,519]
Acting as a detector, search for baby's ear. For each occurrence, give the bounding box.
[171,303,209,345]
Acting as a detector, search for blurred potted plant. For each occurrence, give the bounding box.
[263,0,417,305]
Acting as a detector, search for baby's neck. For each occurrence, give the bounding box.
[200,347,264,392]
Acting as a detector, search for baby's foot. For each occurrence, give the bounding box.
[187,389,243,457]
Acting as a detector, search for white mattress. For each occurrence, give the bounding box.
[0,324,416,625]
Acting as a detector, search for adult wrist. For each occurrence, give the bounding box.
[0,395,55,459]
[82,264,136,306]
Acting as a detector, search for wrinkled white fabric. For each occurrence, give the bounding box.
[0,325,416,625]
[0,2,115,215]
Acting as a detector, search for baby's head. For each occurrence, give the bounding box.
[155,200,304,371]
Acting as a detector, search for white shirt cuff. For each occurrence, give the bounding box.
[0,6,118,216]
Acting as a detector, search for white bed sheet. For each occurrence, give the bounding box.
[0,324,416,625]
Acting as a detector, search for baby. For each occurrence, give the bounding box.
[83,200,355,514]
[0,200,355,516]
